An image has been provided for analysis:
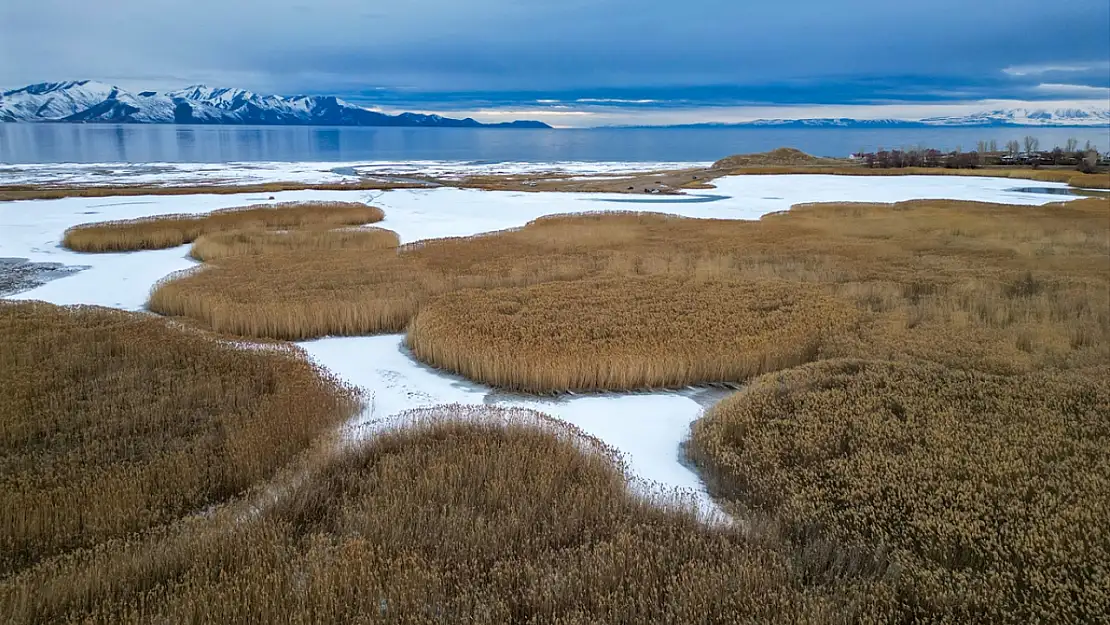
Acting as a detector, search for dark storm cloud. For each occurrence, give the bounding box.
[1,0,1107,106]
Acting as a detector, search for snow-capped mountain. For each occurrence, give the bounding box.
[0,81,551,128]
[623,106,1110,129]
[918,107,1110,127]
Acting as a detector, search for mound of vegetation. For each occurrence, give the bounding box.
[712,148,840,169]
[2,406,859,624]
[62,201,384,252]
[688,359,1110,623]
[407,277,858,392]
[0,301,359,577]
[190,226,399,261]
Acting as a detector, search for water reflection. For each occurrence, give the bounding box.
[0,124,1106,164]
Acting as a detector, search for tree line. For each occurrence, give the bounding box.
[855,138,1104,172]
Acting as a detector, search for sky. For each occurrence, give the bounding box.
[1,0,1108,127]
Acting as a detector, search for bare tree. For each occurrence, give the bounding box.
[1065,138,1078,153]
[1006,140,1020,156]
[976,140,988,154]
[1024,136,1040,155]
[1080,150,1099,173]
[989,139,998,153]
[1085,140,1093,151]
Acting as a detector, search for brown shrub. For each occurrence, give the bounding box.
[408,277,859,392]
[688,359,1110,623]
[190,226,399,261]
[0,301,360,577]
[62,201,384,252]
[1,406,860,624]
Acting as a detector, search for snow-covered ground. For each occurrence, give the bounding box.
[0,160,710,187]
[0,162,361,187]
[350,160,710,180]
[0,172,1082,512]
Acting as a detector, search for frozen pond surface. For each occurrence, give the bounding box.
[0,160,709,187]
[0,171,1083,512]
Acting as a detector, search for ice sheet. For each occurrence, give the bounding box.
[0,160,710,187]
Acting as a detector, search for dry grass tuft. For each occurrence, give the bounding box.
[62,201,384,252]
[688,359,1110,623]
[408,277,859,392]
[190,226,399,261]
[2,406,860,624]
[0,301,360,578]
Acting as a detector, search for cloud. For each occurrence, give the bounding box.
[407,98,1110,129]
[576,98,659,104]
[1032,83,1110,97]
[1003,61,1110,76]
[1,0,1108,116]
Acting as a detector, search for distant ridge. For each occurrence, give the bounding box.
[615,107,1110,129]
[0,81,551,128]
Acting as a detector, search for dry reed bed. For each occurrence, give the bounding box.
[407,277,859,392]
[3,405,869,624]
[190,226,399,261]
[688,359,1110,623]
[150,198,1108,388]
[62,201,384,252]
[0,301,360,578]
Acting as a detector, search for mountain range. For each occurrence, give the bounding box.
[631,107,1110,129]
[3,81,1107,129]
[0,81,551,128]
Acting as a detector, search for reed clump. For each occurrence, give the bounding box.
[150,198,1108,390]
[688,359,1110,623]
[407,277,859,392]
[61,201,384,252]
[2,406,864,624]
[189,226,399,261]
[0,301,360,578]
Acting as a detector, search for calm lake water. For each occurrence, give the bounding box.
[1,124,1106,164]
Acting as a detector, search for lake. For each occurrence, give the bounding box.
[1,123,1106,164]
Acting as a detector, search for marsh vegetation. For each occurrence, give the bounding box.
[0,301,360,580]
[7,181,1108,622]
[3,406,876,624]
[689,359,1110,623]
[151,198,1108,388]
[62,201,384,252]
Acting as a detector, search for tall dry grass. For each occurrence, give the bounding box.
[688,359,1110,623]
[190,226,399,261]
[407,277,859,392]
[62,201,384,252]
[0,301,360,577]
[151,198,1108,389]
[1,406,867,624]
